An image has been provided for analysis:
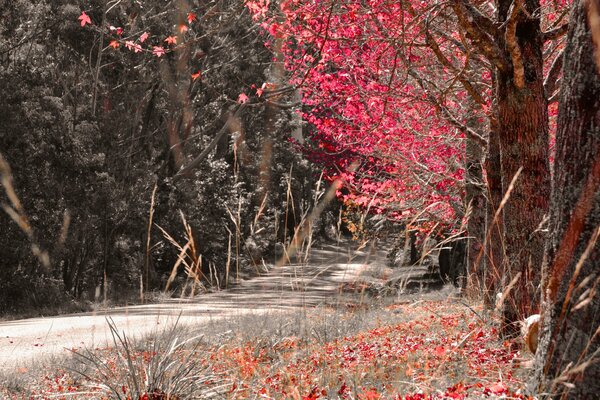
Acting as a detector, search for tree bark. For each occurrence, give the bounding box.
[531,1,600,397]
[465,123,487,299]
[495,0,551,336]
[484,116,504,308]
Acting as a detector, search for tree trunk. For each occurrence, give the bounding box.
[465,129,487,298]
[439,234,467,287]
[530,1,600,397]
[495,0,551,336]
[484,116,504,308]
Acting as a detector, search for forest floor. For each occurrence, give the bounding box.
[0,241,535,399]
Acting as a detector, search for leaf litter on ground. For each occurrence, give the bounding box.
[0,296,535,399]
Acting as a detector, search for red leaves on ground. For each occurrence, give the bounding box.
[6,302,534,399]
[208,302,529,399]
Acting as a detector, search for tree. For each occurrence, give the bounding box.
[0,0,316,311]
[531,0,600,396]
[248,0,569,334]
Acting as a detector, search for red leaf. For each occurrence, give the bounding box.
[164,36,177,45]
[109,40,119,49]
[434,345,445,357]
[125,41,142,53]
[187,12,197,24]
[360,389,381,400]
[78,12,91,27]
[191,71,201,81]
[152,46,165,57]
[109,26,123,35]
[179,24,189,33]
[483,381,507,395]
[237,93,249,103]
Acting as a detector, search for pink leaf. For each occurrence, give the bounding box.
[187,12,197,24]
[125,41,142,53]
[152,46,165,57]
[78,12,91,27]
[140,32,149,43]
[237,93,249,104]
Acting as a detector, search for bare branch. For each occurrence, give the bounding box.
[174,104,246,180]
[407,68,488,148]
[265,99,302,109]
[543,23,569,41]
[449,1,509,72]
[461,0,501,36]
[424,30,486,105]
[544,49,564,99]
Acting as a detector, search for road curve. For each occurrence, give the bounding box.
[0,241,393,371]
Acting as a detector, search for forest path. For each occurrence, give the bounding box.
[0,239,431,371]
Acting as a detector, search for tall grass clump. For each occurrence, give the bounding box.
[70,317,224,399]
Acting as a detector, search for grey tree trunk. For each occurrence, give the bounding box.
[530,1,600,397]
[465,124,487,298]
[484,115,504,308]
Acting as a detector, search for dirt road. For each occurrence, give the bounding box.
[0,241,408,371]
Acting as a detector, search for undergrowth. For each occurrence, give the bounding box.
[0,294,533,399]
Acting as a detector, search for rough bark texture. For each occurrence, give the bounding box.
[409,230,419,265]
[465,132,487,298]
[439,235,467,287]
[530,1,600,397]
[484,116,504,308]
[495,0,551,336]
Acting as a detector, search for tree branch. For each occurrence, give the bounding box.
[424,30,486,105]
[544,49,564,100]
[449,1,509,72]
[406,68,488,148]
[461,0,501,36]
[543,23,569,41]
[174,104,246,181]
[505,0,525,89]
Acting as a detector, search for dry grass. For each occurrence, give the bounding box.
[0,291,533,399]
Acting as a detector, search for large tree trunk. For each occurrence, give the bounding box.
[495,0,551,336]
[530,1,600,397]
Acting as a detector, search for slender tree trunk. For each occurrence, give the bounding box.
[531,1,600,397]
[495,0,551,336]
[166,115,185,174]
[465,125,487,299]
[484,116,504,308]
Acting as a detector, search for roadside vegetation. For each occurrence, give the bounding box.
[0,288,534,399]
